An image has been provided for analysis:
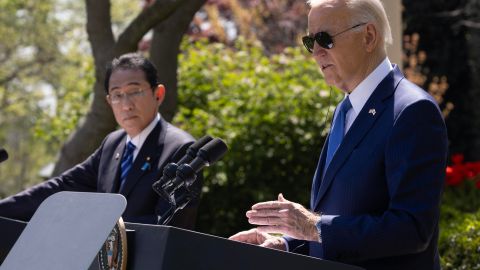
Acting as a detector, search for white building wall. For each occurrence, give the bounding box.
[381,0,403,69]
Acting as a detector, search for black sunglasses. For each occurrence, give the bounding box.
[302,23,367,53]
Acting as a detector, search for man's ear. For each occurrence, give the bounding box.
[155,84,166,104]
[364,23,379,53]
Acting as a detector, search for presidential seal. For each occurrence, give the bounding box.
[98,217,127,270]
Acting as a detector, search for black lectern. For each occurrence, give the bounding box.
[0,217,363,270]
[119,223,364,270]
[0,191,363,270]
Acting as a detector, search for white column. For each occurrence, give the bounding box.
[381,0,403,69]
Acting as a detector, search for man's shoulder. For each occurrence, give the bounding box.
[104,129,127,145]
[161,122,196,162]
[164,122,195,145]
[396,78,435,102]
[393,77,440,116]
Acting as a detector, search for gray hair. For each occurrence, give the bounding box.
[307,0,393,49]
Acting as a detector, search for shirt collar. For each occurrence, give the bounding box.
[126,113,161,150]
[347,57,393,115]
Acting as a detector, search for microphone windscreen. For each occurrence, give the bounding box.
[189,135,214,152]
[0,148,8,163]
[176,135,214,165]
[200,138,228,164]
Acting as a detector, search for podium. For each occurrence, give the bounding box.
[0,192,363,270]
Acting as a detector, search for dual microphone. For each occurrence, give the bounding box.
[152,135,228,212]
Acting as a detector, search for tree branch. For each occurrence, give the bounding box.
[0,57,54,85]
[150,0,207,121]
[85,0,115,65]
[114,0,189,55]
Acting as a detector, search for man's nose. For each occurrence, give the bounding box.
[119,96,134,109]
[313,43,327,56]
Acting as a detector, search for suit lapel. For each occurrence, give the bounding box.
[313,66,404,209]
[119,120,166,197]
[310,140,329,209]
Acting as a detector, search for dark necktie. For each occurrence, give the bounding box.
[119,142,136,191]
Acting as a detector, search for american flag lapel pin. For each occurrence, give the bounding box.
[368,108,376,116]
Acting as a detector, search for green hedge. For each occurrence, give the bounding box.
[440,206,480,269]
[440,183,480,269]
[176,39,340,236]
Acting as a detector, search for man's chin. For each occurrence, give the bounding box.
[323,76,336,87]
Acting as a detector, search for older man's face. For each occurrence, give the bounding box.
[308,2,368,92]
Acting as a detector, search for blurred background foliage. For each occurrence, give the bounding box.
[0,0,92,195]
[439,199,480,270]
[0,0,479,268]
[175,39,339,235]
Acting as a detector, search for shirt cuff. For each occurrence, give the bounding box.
[280,236,290,252]
[315,214,323,243]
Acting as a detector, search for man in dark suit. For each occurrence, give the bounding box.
[0,53,199,228]
[230,0,448,269]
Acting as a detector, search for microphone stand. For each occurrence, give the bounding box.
[157,173,199,225]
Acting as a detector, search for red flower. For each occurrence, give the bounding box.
[445,154,480,189]
[446,166,464,186]
[451,154,464,165]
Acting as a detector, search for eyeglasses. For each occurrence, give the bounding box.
[302,23,367,53]
[107,88,147,105]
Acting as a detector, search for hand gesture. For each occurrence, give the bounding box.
[246,194,320,242]
[228,228,286,250]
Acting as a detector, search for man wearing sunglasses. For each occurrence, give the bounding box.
[0,53,200,229]
[230,0,447,269]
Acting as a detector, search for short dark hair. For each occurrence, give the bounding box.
[104,53,158,94]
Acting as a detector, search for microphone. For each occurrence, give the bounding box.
[0,148,8,164]
[155,138,228,225]
[177,135,214,165]
[152,135,213,193]
[157,138,228,204]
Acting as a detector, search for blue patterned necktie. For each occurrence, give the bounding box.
[119,142,136,190]
[325,96,352,171]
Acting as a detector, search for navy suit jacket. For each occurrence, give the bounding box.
[0,119,200,228]
[286,66,448,270]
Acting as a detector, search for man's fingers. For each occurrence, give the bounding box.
[246,208,290,218]
[278,193,289,202]
[228,229,257,242]
[256,225,289,235]
[259,239,277,248]
[259,237,287,251]
[251,201,292,210]
[250,193,292,210]
[248,216,285,226]
[259,242,271,248]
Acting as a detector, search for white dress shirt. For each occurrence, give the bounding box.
[343,57,393,134]
[126,113,161,161]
